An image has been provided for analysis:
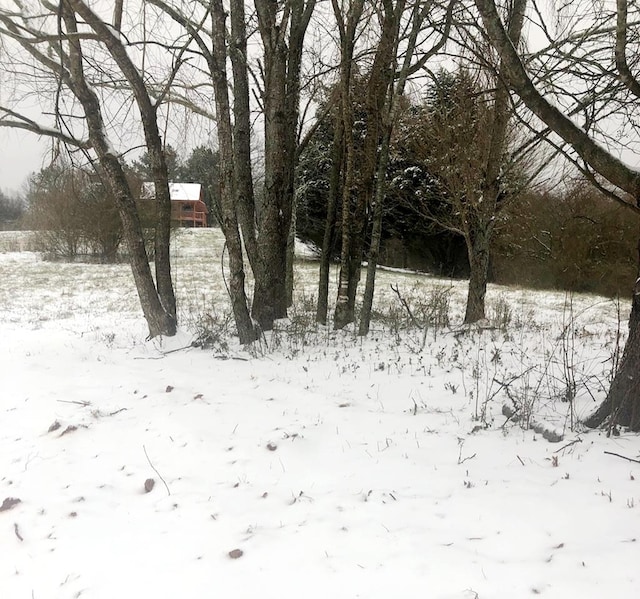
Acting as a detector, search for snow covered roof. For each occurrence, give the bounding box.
[140,182,202,202]
[169,182,202,202]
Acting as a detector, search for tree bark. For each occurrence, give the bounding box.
[333,0,366,330]
[359,122,392,335]
[252,0,316,330]
[211,0,257,344]
[316,112,344,325]
[359,0,455,334]
[463,224,492,323]
[230,0,259,273]
[584,245,640,431]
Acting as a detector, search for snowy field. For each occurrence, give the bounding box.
[1,228,639,599]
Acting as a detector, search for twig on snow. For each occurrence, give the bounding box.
[554,438,582,453]
[604,450,640,464]
[56,400,91,407]
[14,522,23,541]
[143,445,171,496]
[108,408,128,417]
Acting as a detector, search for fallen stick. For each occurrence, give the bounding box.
[604,450,640,464]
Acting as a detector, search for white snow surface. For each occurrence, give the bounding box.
[1,229,639,599]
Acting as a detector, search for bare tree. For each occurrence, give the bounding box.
[331,0,366,329]
[210,0,258,343]
[150,0,257,343]
[0,1,180,337]
[252,0,317,330]
[474,0,640,429]
[358,0,456,335]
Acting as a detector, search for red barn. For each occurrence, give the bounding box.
[141,182,209,227]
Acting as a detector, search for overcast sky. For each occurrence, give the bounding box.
[0,127,47,194]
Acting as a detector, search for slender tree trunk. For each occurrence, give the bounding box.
[70,0,178,329]
[316,114,344,325]
[333,0,365,330]
[335,0,402,329]
[286,196,297,307]
[229,0,259,273]
[359,124,391,335]
[211,0,257,344]
[359,0,452,334]
[333,89,358,329]
[106,160,175,337]
[259,46,291,321]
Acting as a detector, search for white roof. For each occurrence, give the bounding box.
[141,182,202,202]
[168,182,202,202]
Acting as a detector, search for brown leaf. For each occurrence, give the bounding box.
[228,548,244,559]
[165,385,174,393]
[0,497,21,512]
[144,478,155,493]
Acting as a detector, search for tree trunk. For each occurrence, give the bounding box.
[359,0,448,335]
[334,0,402,330]
[332,0,366,330]
[359,126,391,336]
[252,0,315,331]
[112,169,176,338]
[286,196,296,308]
[316,113,344,325]
[211,0,257,344]
[333,92,358,330]
[585,250,640,431]
[230,0,259,273]
[464,225,492,323]
[461,0,524,325]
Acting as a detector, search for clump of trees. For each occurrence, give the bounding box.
[0,189,24,230]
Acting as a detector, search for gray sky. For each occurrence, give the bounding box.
[0,127,47,194]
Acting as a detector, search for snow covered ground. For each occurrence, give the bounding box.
[1,229,639,599]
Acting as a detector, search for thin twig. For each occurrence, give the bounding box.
[604,451,640,464]
[143,445,171,496]
[554,438,582,453]
[390,284,421,328]
[161,344,193,355]
[14,523,23,541]
[56,400,91,406]
[458,453,477,465]
[108,408,128,417]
